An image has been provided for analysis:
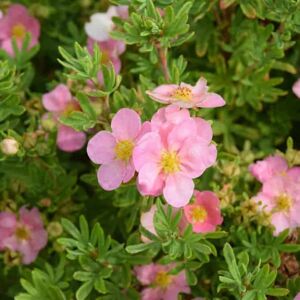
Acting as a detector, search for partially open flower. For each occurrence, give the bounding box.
[147,78,225,109]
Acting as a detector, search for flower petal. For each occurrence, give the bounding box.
[197,92,225,108]
[87,131,116,164]
[111,108,142,140]
[97,160,125,190]
[163,173,194,207]
[57,125,86,152]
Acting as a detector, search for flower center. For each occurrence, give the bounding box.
[154,271,172,288]
[275,194,292,212]
[62,102,80,117]
[190,205,207,223]
[172,87,192,101]
[12,24,26,40]
[101,51,110,65]
[115,140,134,161]
[160,151,180,174]
[15,226,30,240]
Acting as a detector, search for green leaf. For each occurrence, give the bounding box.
[76,280,94,300]
[265,288,289,296]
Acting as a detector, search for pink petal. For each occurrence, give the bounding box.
[167,119,197,152]
[249,155,288,183]
[163,173,194,207]
[19,207,43,229]
[133,132,162,171]
[137,163,164,196]
[292,79,300,98]
[29,229,48,251]
[134,263,157,285]
[141,287,163,300]
[271,213,290,236]
[87,131,116,164]
[140,205,157,242]
[193,77,208,95]
[97,160,125,190]
[194,117,213,143]
[122,160,136,183]
[57,125,86,152]
[111,108,142,140]
[146,84,178,104]
[18,241,38,264]
[180,141,217,178]
[197,92,225,108]
[193,222,217,233]
[42,84,72,112]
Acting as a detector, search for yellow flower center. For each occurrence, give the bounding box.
[62,102,80,117]
[101,51,110,65]
[12,24,26,40]
[15,226,30,240]
[115,140,134,161]
[190,206,207,223]
[275,194,292,212]
[172,87,192,102]
[160,151,180,174]
[154,271,172,288]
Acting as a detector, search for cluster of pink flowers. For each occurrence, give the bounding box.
[87,101,220,206]
[250,155,300,235]
[135,263,190,300]
[0,4,40,56]
[0,207,47,264]
[42,84,87,152]
[85,6,128,84]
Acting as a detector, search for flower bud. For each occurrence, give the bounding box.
[0,138,19,155]
[47,221,63,238]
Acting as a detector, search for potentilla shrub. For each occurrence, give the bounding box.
[0,0,300,299]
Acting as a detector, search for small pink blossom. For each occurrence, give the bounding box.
[133,105,217,207]
[292,79,300,98]
[87,108,149,191]
[147,78,225,109]
[251,157,300,235]
[0,4,40,56]
[0,207,47,264]
[140,205,157,243]
[183,191,223,233]
[42,84,86,152]
[249,155,288,183]
[135,263,190,300]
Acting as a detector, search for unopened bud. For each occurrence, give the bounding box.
[39,198,52,207]
[47,222,63,238]
[0,138,19,155]
[41,116,56,132]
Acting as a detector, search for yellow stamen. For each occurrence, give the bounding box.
[15,226,30,240]
[275,194,292,212]
[12,24,26,40]
[160,151,180,174]
[172,86,192,102]
[190,206,207,223]
[154,271,172,288]
[115,140,134,161]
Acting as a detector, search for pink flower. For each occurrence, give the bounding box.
[249,155,288,183]
[133,105,217,207]
[184,191,223,233]
[292,79,300,98]
[42,84,86,152]
[135,263,190,300]
[146,78,225,109]
[87,37,125,85]
[0,207,47,264]
[0,4,40,56]
[253,166,300,235]
[87,108,149,190]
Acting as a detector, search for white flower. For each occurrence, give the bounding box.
[84,11,115,42]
